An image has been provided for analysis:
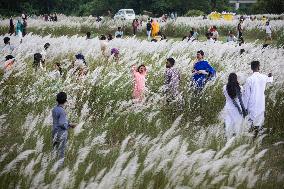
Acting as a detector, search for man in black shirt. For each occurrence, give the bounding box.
[146,19,152,41]
[237,19,244,44]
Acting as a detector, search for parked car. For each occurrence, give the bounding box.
[114,9,135,20]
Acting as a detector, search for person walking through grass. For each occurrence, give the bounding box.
[237,19,244,44]
[265,21,272,41]
[192,50,216,91]
[52,92,76,169]
[16,20,23,41]
[164,57,181,102]
[132,64,147,102]
[100,35,108,56]
[243,61,273,137]
[132,19,139,36]
[151,19,160,37]
[223,73,247,138]
[1,37,14,57]
[146,19,152,40]
[9,18,15,36]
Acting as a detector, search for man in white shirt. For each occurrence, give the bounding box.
[40,43,50,70]
[243,61,273,137]
[1,37,14,57]
[115,27,123,38]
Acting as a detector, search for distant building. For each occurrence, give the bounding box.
[229,0,257,10]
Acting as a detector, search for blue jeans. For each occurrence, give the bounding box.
[52,131,67,161]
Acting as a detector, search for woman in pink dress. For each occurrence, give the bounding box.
[132,64,147,102]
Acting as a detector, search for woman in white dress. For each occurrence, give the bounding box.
[223,73,247,138]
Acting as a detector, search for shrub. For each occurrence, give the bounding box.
[184,9,205,17]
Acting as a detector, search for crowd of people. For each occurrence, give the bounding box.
[44,13,58,22]
[8,13,28,43]
[0,13,275,171]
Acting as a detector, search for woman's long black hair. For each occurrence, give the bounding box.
[226,73,241,99]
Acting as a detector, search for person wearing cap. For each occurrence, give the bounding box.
[164,57,181,101]
[192,50,216,91]
[52,92,76,169]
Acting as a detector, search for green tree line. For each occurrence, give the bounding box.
[0,0,283,17]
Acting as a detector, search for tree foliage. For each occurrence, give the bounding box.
[0,0,230,16]
[0,0,282,17]
[253,0,284,14]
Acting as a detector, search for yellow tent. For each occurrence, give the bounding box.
[222,13,234,21]
[209,12,221,20]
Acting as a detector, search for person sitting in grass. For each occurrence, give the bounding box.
[111,48,119,62]
[132,64,147,102]
[115,27,123,38]
[209,26,219,41]
[191,28,199,40]
[164,57,181,102]
[107,34,113,41]
[227,31,237,43]
[151,32,166,42]
[52,92,76,169]
[192,50,216,91]
[188,31,197,42]
[16,20,23,40]
[206,32,214,43]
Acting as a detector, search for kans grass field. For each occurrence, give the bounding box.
[0,15,284,189]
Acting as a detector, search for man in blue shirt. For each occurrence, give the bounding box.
[192,50,216,91]
[52,92,76,168]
